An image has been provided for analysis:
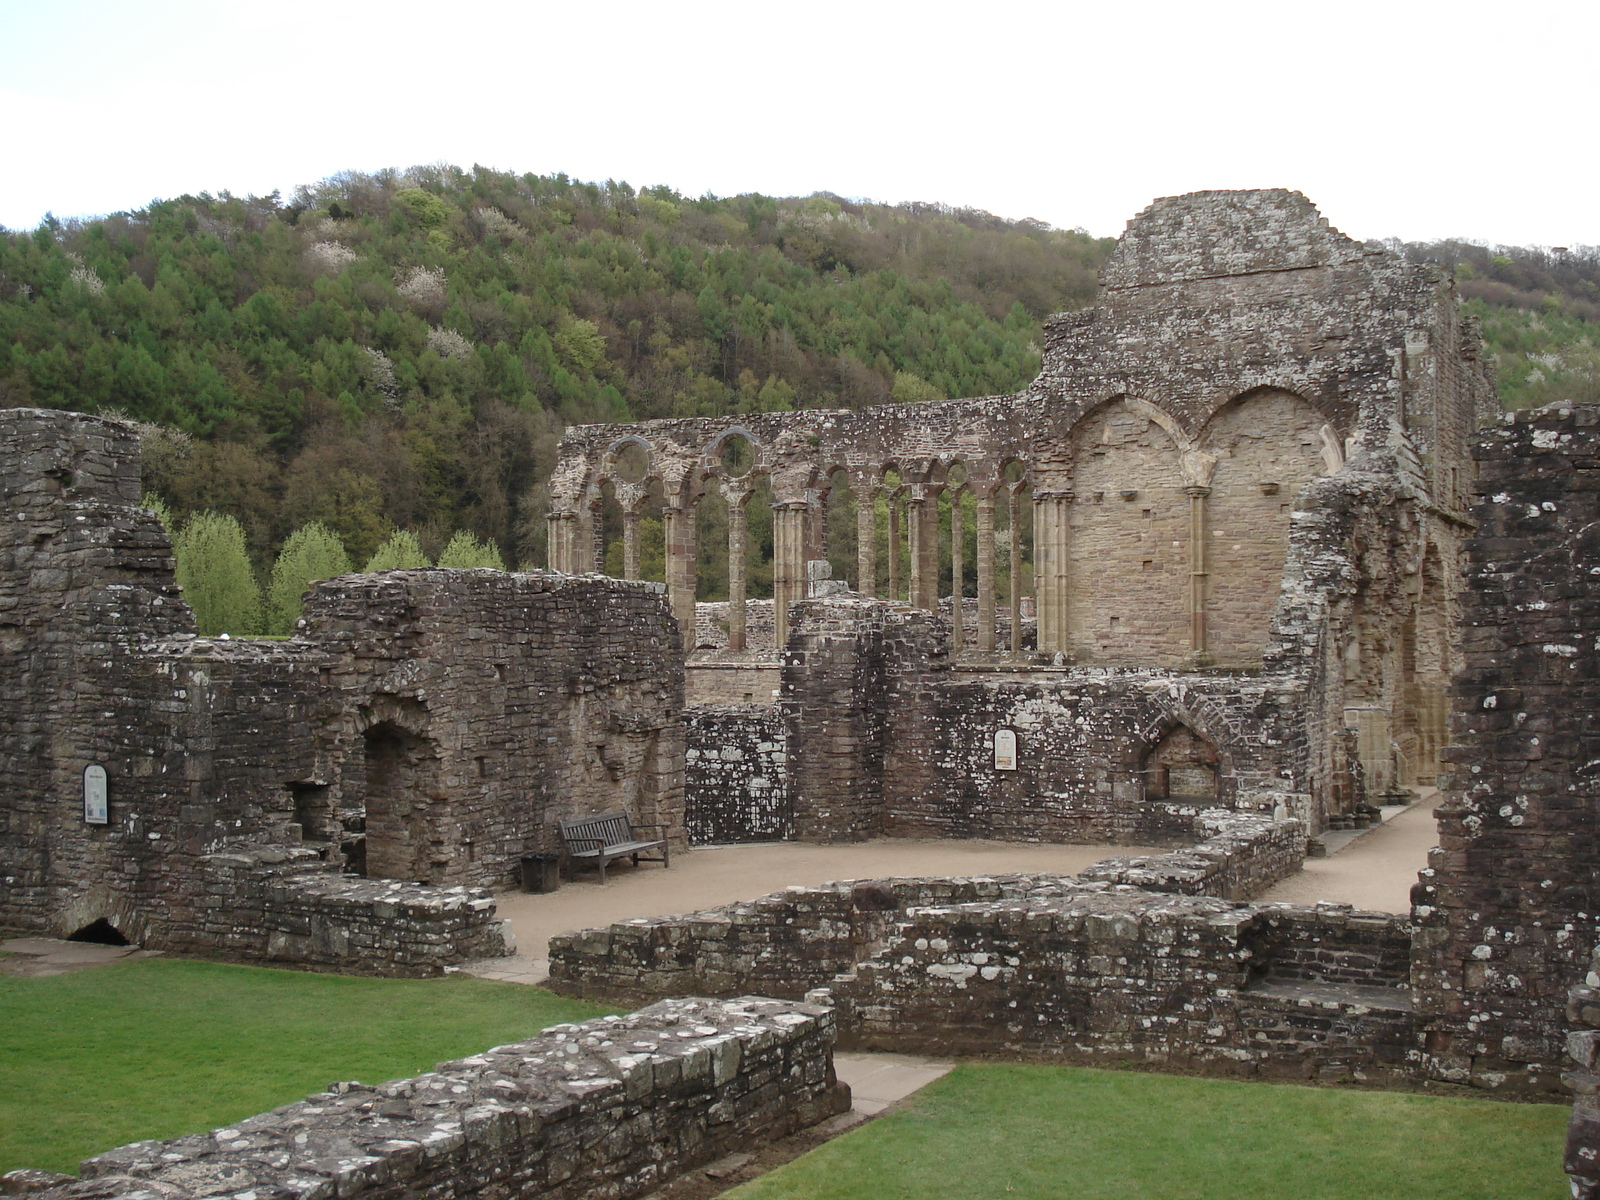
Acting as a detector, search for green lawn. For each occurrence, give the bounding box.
[0,958,613,1175]
[729,1063,1571,1200]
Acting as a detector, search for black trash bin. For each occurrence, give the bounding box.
[519,852,561,893]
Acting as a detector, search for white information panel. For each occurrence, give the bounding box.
[83,763,108,825]
[993,728,1018,771]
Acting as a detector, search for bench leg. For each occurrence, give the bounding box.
[597,857,606,886]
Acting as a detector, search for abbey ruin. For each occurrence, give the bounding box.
[550,188,1497,842]
[7,188,1600,1198]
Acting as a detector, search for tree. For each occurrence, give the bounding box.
[173,512,263,636]
[266,522,352,634]
[436,530,505,570]
[365,529,431,571]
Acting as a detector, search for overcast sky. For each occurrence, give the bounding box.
[3,0,1595,247]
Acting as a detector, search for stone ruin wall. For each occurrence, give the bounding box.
[545,821,1419,1086]
[0,407,683,972]
[551,191,1496,845]
[567,404,1600,1101]
[1412,402,1600,1094]
[16,997,846,1200]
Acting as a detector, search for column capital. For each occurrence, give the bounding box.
[1031,489,1075,503]
[772,500,809,512]
[1184,485,1212,499]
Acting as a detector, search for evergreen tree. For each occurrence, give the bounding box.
[364,529,431,572]
[436,531,506,570]
[173,512,263,636]
[265,522,352,634]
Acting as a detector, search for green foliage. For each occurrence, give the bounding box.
[1403,240,1600,409]
[364,529,431,571]
[265,522,352,634]
[0,958,613,1175]
[0,167,1111,574]
[140,492,173,532]
[729,1063,1567,1200]
[436,530,506,570]
[172,511,262,635]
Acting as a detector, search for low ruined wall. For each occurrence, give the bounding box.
[547,876,1073,1006]
[840,895,1413,1083]
[1077,810,1304,900]
[684,707,790,844]
[20,997,845,1200]
[548,872,1414,1085]
[148,845,509,975]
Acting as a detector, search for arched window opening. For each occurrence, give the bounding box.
[1143,726,1220,804]
[363,719,439,884]
[997,461,1033,653]
[876,468,906,600]
[937,462,975,646]
[824,469,858,589]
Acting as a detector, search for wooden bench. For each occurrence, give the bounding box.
[557,811,670,884]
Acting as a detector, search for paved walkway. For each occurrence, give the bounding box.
[471,838,1161,986]
[0,936,159,977]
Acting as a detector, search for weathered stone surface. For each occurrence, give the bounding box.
[609,190,1493,845]
[1414,402,1600,1096]
[0,407,683,972]
[548,869,1410,1084]
[26,997,846,1200]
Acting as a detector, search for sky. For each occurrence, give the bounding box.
[2,0,1596,247]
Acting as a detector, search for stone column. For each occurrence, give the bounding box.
[772,501,808,648]
[1031,491,1072,655]
[1185,485,1210,661]
[906,495,925,610]
[949,488,964,649]
[856,481,876,598]
[545,510,571,572]
[589,501,606,575]
[662,504,696,642]
[887,493,902,601]
[1007,487,1023,657]
[976,491,996,653]
[727,492,748,651]
[621,509,640,580]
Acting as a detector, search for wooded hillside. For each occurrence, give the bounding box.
[1,165,1594,572]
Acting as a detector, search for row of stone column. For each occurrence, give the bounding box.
[548,478,1079,658]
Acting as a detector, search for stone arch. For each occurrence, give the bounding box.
[1201,387,1332,666]
[599,435,654,487]
[1064,397,1189,665]
[68,917,130,946]
[356,696,441,884]
[704,427,762,480]
[1138,711,1230,805]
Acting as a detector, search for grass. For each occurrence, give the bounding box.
[728,1063,1570,1200]
[0,957,614,1175]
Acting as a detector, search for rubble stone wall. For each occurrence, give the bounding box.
[550,810,1306,1004]
[1413,402,1600,1095]
[0,407,682,973]
[841,894,1413,1083]
[684,707,789,844]
[23,997,846,1200]
[547,876,1411,1084]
